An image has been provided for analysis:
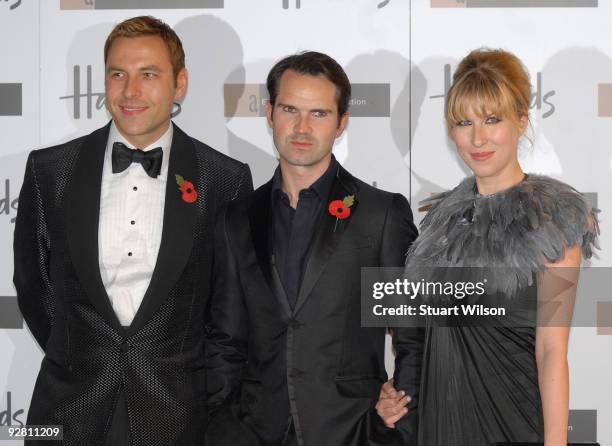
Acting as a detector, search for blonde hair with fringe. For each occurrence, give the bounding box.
[445,48,531,131]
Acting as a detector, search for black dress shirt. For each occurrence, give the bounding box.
[271,157,338,309]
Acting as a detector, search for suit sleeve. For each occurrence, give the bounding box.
[205,163,252,406]
[13,151,55,350]
[206,207,248,409]
[382,194,424,444]
[380,194,418,267]
[205,206,262,445]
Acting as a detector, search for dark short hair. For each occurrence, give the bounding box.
[266,51,351,123]
[104,16,185,81]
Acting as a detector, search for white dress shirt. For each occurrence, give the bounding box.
[98,122,173,326]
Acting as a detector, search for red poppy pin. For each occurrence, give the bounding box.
[175,174,198,204]
[328,195,355,232]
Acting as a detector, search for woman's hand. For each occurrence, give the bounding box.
[375,379,411,428]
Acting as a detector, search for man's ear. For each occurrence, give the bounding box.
[266,100,274,128]
[174,68,188,102]
[336,112,349,137]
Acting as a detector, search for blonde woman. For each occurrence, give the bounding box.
[378,48,599,446]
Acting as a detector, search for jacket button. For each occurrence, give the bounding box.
[288,319,302,329]
[289,368,303,378]
[120,342,129,353]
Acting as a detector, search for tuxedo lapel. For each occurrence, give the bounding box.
[293,166,358,315]
[66,123,123,331]
[126,124,198,336]
[248,182,292,318]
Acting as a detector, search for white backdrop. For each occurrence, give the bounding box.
[0,0,610,444]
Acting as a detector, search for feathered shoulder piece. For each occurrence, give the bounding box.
[406,174,600,295]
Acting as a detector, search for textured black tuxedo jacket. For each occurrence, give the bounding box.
[13,122,252,446]
[206,165,423,446]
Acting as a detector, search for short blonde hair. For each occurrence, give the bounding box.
[104,16,185,81]
[445,48,531,130]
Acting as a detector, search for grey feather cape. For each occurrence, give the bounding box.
[406,174,599,297]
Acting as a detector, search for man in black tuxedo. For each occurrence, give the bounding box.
[13,16,252,446]
[206,51,422,446]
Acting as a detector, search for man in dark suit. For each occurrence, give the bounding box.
[206,51,423,446]
[13,16,252,446]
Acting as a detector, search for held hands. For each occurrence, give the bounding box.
[375,379,411,429]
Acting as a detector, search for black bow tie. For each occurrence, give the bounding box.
[112,142,163,178]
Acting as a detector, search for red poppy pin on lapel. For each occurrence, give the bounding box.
[328,195,355,232]
[175,174,198,204]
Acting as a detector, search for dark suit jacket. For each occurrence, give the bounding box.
[206,165,423,446]
[13,122,252,446]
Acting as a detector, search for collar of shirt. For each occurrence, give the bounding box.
[105,121,173,181]
[271,155,339,206]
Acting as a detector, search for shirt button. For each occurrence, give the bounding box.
[130,220,135,225]
[128,252,133,257]
[133,186,138,191]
